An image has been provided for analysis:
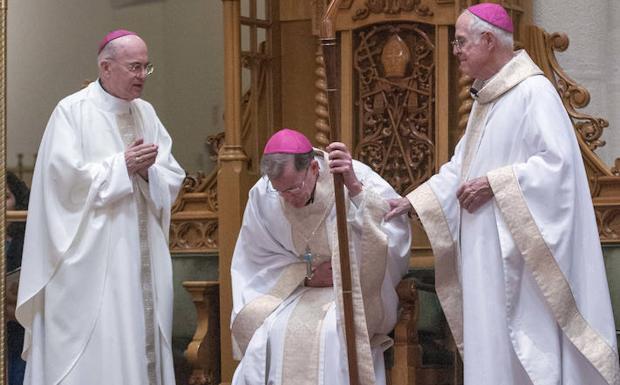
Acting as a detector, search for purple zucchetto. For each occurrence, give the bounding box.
[263,129,313,154]
[98,29,137,54]
[468,3,514,33]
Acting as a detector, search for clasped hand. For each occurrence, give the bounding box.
[305,261,333,287]
[456,176,494,213]
[326,142,363,197]
[125,138,158,180]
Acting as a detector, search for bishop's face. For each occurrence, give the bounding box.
[453,13,492,80]
[101,35,149,101]
[270,160,318,208]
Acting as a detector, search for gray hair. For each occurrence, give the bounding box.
[465,10,514,50]
[260,151,314,180]
[97,39,119,68]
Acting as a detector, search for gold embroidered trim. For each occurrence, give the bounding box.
[408,183,464,354]
[330,216,374,385]
[118,107,158,385]
[358,188,389,336]
[329,186,391,384]
[231,262,307,356]
[282,288,333,384]
[488,166,620,385]
[460,103,490,181]
[284,159,388,384]
[461,51,543,181]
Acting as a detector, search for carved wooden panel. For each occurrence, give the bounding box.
[170,172,218,254]
[351,0,434,20]
[353,23,435,195]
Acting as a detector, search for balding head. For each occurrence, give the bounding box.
[98,34,150,101]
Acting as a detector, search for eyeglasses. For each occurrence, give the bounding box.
[112,60,154,77]
[451,37,467,52]
[451,32,487,52]
[127,62,154,76]
[266,167,310,195]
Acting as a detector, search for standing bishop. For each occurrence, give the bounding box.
[386,4,620,385]
[16,30,185,385]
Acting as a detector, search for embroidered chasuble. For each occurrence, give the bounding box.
[116,110,159,384]
[16,80,185,385]
[231,152,411,385]
[407,50,620,385]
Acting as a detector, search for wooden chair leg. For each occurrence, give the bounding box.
[183,281,221,385]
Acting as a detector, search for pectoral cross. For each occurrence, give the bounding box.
[303,247,313,279]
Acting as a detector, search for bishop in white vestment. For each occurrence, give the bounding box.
[231,129,411,385]
[387,4,620,385]
[16,30,185,385]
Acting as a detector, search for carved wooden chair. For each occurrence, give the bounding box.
[187,1,620,384]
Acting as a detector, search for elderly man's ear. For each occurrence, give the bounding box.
[481,31,498,50]
[100,61,111,77]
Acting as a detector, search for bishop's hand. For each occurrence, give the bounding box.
[385,197,414,221]
[326,142,363,197]
[125,138,158,180]
[305,261,333,287]
[456,176,494,213]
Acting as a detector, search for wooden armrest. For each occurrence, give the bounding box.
[389,277,422,385]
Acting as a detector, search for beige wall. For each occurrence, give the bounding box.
[7,0,224,175]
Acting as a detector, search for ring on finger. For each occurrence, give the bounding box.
[136,155,141,162]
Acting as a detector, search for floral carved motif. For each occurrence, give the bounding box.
[353,23,435,195]
[544,32,608,151]
[170,171,219,253]
[169,221,218,252]
[352,0,433,21]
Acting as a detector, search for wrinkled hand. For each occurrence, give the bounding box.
[456,176,494,213]
[384,197,414,221]
[125,139,158,180]
[326,142,363,197]
[305,261,333,287]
